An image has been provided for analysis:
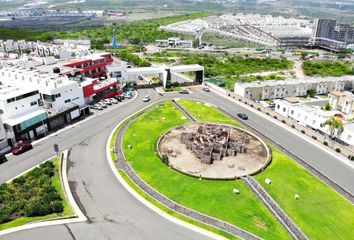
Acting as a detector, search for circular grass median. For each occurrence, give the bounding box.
[121,101,290,240]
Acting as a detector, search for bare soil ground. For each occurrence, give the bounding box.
[159,123,269,179]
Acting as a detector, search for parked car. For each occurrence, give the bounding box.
[203,87,210,92]
[237,113,248,120]
[12,142,33,155]
[115,95,123,101]
[179,89,189,94]
[143,95,150,102]
[98,101,108,108]
[109,98,119,104]
[102,99,112,105]
[0,154,7,164]
[92,104,103,110]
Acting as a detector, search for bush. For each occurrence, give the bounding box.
[324,142,328,146]
[335,148,341,153]
[291,124,295,128]
[312,136,317,140]
[282,120,286,124]
[301,130,306,134]
[161,155,169,165]
[0,159,64,223]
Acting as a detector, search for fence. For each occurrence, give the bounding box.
[204,82,354,159]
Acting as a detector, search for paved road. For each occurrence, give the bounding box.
[1,89,214,240]
[1,87,354,239]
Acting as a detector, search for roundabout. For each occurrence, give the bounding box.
[115,99,290,240]
[158,123,270,179]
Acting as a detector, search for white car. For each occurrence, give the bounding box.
[109,98,119,104]
[98,101,108,108]
[91,104,103,110]
[142,95,150,102]
[102,99,112,105]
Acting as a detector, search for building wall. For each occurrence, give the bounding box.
[0,90,41,120]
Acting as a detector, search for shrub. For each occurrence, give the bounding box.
[50,201,64,213]
[312,136,317,140]
[301,130,305,134]
[282,120,286,124]
[335,148,341,153]
[291,124,295,128]
[161,155,169,165]
[324,142,328,146]
[274,116,277,119]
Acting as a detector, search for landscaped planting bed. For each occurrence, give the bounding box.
[0,157,72,230]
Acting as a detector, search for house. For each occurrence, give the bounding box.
[234,76,354,100]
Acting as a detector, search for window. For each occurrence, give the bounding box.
[277,105,280,109]
[291,110,294,115]
[54,93,61,98]
[43,94,55,102]
[65,99,71,103]
[30,101,37,106]
[283,107,286,112]
[348,135,352,141]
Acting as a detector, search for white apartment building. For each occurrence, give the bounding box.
[329,91,354,115]
[0,65,85,113]
[274,99,334,133]
[274,98,354,146]
[0,85,47,143]
[234,76,354,100]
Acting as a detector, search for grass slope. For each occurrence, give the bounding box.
[0,157,72,231]
[180,99,354,240]
[122,101,290,240]
[255,148,354,240]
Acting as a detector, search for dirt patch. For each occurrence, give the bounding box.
[158,123,269,179]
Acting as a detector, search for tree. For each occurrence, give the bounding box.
[324,117,344,138]
[307,89,317,98]
[324,102,331,111]
[300,51,309,60]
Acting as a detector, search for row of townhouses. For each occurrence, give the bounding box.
[275,94,354,147]
[0,39,91,60]
[234,76,354,101]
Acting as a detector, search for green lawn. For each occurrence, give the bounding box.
[122,101,290,240]
[0,157,73,231]
[255,148,354,240]
[181,100,354,240]
[177,99,241,127]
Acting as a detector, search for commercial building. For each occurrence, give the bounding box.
[155,37,193,48]
[234,76,354,101]
[0,85,47,145]
[311,19,354,50]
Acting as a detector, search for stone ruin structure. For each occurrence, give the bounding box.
[180,124,247,164]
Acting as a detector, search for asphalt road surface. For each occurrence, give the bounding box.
[1,87,354,239]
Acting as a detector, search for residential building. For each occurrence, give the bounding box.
[329,91,354,115]
[234,76,354,101]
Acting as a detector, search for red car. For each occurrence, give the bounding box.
[12,142,33,155]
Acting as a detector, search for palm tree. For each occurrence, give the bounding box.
[324,117,344,138]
